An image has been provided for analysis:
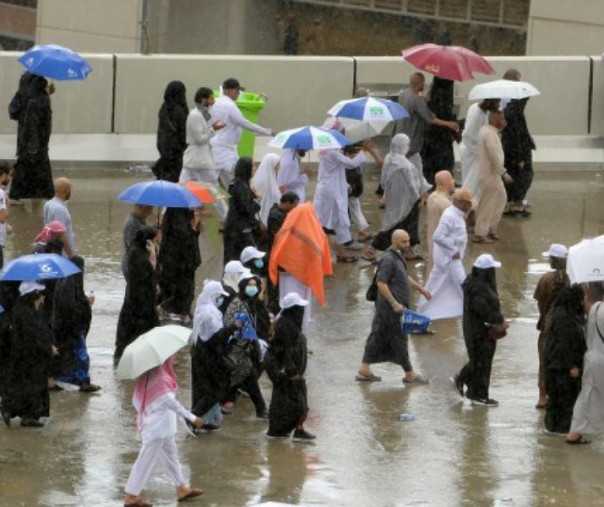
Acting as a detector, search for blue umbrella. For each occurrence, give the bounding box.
[328,97,409,122]
[269,126,351,151]
[18,44,92,81]
[1,254,81,281]
[117,180,202,208]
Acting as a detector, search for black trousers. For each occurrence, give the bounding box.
[371,200,421,251]
[505,160,534,203]
[458,332,497,400]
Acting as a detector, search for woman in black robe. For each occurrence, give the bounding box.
[114,226,160,364]
[158,207,201,323]
[10,74,54,200]
[3,283,54,427]
[544,285,587,434]
[152,81,188,182]
[0,281,20,424]
[455,259,505,406]
[223,157,261,265]
[264,295,314,440]
[222,274,269,417]
[53,256,100,392]
[420,77,456,185]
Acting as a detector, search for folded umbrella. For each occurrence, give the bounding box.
[115,325,192,380]
[18,44,92,81]
[118,180,202,208]
[468,79,540,101]
[1,253,81,281]
[567,235,604,284]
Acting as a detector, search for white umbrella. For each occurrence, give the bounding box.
[567,235,604,284]
[321,117,390,144]
[468,79,540,101]
[116,325,192,380]
[268,126,351,150]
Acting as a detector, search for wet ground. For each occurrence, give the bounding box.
[0,163,603,507]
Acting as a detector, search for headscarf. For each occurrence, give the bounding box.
[162,80,188,118]
[192,280,226,343]
[381,134,412,187]
[34,220,66,244]
[223,261,250,291]
[133,355,178,427]
[234,157,254,183]
[251,153,282,225]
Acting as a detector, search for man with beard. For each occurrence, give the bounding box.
[356,229,432,384]
[455,254,507,406]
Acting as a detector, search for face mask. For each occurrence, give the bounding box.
[214,296,224,308]
[254,259,264,269]
[245,286,259,298]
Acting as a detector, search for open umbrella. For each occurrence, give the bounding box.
[1,253,81,281]
[402,43,495,82]
[118,180,202,208]
[115,325,192,380]
[181,181,227,204]
[18,44,92,81]
[469,79,540,101]
[269,126,351,151]
[567,235,604,284]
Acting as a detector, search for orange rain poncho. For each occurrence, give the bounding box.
[269,202,332,306]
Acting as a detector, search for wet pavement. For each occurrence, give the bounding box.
[0,164,603,507]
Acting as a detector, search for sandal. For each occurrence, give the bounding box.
[178,488,203,502]
[336,255,358,263]
[124,499,153,507]
[404,253,424,261]
[355,372,382,382]
[566,437,591,445]
[403,374,429,385]
[471,235,495,244]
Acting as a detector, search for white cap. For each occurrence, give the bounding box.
[281,292,309,309]
[473,254,502,269]
[19,281,45,296]
[224,260,247,275]
[203,280,229,297]
[542,243,568,259]
[237,271,255,284]
[240,246,266,264]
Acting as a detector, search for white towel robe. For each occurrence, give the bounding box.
[460,103,488,201]
[417,205,468,320]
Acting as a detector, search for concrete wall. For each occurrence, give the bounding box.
[0,52,602,138]
[527,0,604,56]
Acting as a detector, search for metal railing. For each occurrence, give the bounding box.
[291,0,529,30]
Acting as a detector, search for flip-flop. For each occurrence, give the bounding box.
[355,372,382,382]
[403,375,429,385]
[178,489,204,502]
[566,437,592,445]
[337,255,358,263]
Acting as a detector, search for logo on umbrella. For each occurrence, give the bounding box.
[425,64,440,74]
[26,57,35,66]
[67,68,76,77]
[369,106,385,118]
[316,135,331,146]
[276,134,286,142]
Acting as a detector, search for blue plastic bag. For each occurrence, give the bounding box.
[233,312,258,340]
[401,310,431,334]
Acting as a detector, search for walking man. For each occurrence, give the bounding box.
[356,229,432,384]
[43,177,75,256]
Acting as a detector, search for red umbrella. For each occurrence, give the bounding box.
[402,44,495,82]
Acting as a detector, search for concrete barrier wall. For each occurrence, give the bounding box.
[114,55,354,134]
[0,52,600,137]
[0,52,114,134]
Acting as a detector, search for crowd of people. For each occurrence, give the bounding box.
[0,71,602,506]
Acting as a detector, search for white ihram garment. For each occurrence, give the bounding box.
[417,205,468,320]
[460,103,488,200]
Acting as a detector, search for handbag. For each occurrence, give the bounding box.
[345,166,364,197]
[365,270,379,302]
[487,321,509,340]
[223,338,254,386]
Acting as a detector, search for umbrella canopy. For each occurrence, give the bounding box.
[18,44,92,81]
[328,96,409,123]
[469,79,540,101]
[322,117,390,144]
[115,325,192,380]
[181,180,227,204]
[402,43,495,82]
[269,126,351,151]
[118,180,202,208]
[567,235,604,284]
[1,253,81,281]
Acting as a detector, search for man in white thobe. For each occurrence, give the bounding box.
[277,149,310,201]
[210,77,273,188]
[417,188,473,320]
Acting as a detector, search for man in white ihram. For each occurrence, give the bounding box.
[210,78,274,188]
[417,188,473,320]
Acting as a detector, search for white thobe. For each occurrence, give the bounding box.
[210,95,271,186]
[277,150,309,201]
[313,150,365,244]
[124,392,197,496]
[460,103,488,200]
[417,205,467,320]
[181,106,217,182]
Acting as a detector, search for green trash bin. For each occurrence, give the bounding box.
[213,91,266,159]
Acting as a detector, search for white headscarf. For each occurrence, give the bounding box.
[223,261,249,291]
[192,280,227,343]
[251,153,282,225]
[381,134,410,184]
